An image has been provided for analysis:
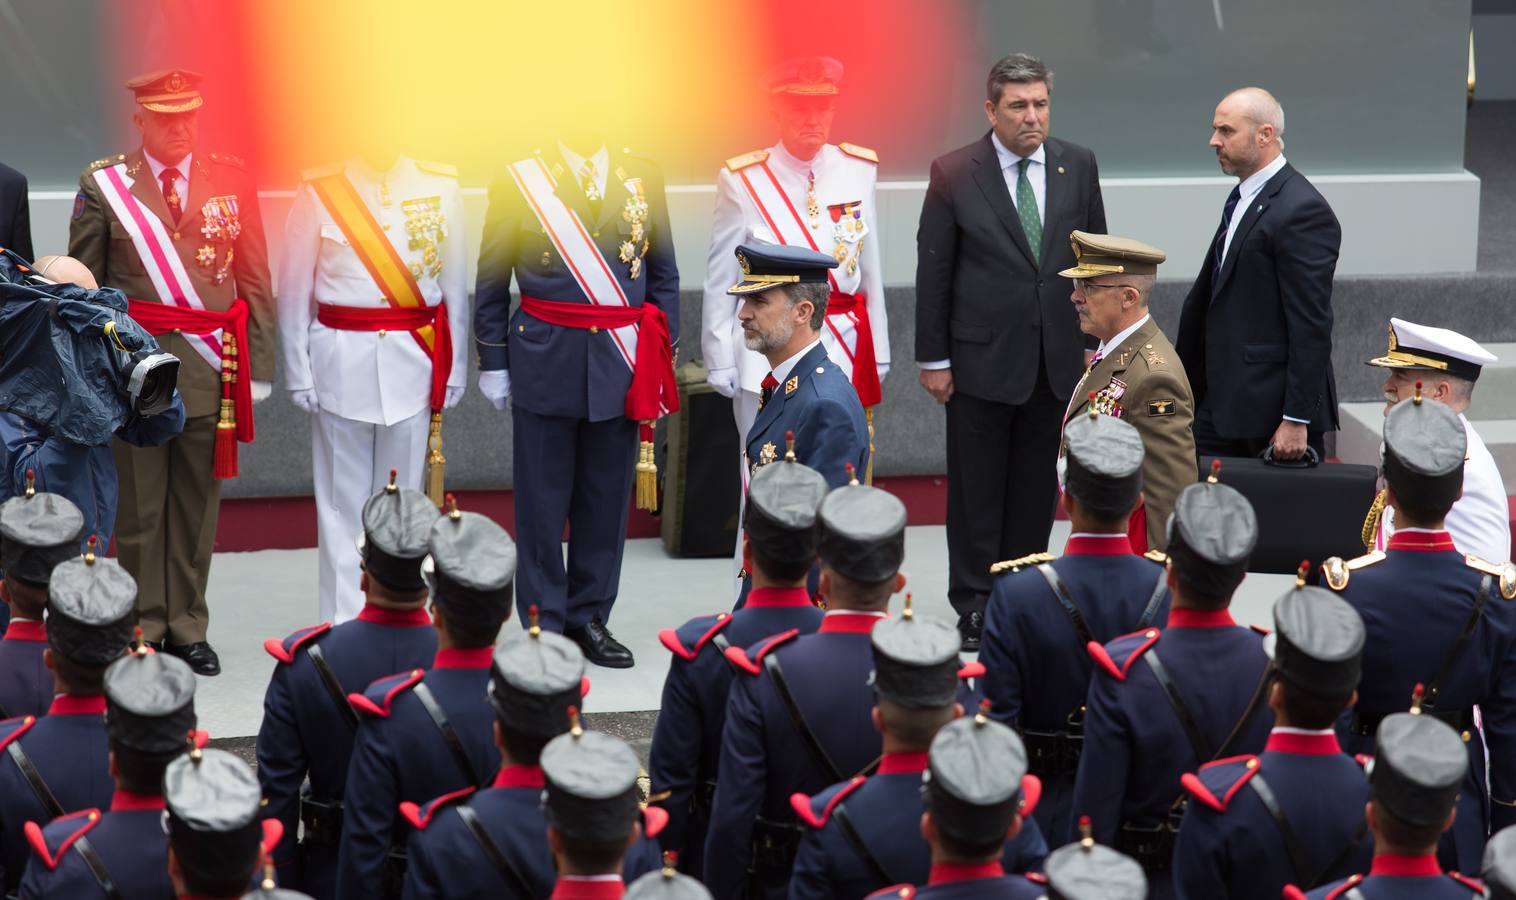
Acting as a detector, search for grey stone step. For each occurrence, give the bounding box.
[1337,401,1516,491]
[1473,343,1516,420]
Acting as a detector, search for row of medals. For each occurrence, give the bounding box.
[577,164,651,280]
[379,181,447,280]
[806,174,865,278]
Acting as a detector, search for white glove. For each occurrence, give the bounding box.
[876,362,890,384]
[250,380,273,404]
[288,389,319,413]
[443,385,465,409]
[478,369,511,411]
[706,366,738,399]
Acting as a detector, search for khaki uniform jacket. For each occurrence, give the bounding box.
[1065,317,1197,549]
[68,149,276,419]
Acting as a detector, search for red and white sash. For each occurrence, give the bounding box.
[92,163,223,371]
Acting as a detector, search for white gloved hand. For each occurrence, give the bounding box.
[288,389,319,413]
[706,366,739,399]
[443,385,466,409]
[876,362,890,384]
[250,380,273,404]
[478,369,511,411]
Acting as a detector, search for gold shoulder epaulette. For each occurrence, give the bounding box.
[88,154,126,172]
[1143,549,1169,565]
[299,162,343,182]
[208,151,246,169]
[725,149,769,172]
[990,551,1055,575]
[414,159,459,178]
[1322,551,1386,591]
[838,142,879,163]
[1465,555,1516,600]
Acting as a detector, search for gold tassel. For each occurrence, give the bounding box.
[635,438,658,511]
[1361,487,1387,552]
[864,407,876,486]
[424,412,446,505]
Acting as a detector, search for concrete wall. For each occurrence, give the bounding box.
[1475,11,1516,100]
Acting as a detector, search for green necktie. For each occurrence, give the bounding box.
[1017,157,1042,259]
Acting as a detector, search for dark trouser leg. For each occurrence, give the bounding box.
[512,407,577,633]
[114,431,171,642]
[1000,364,1062,563]
[166,414,220,643]
[945,392,1013,617]
[565,416,638,629]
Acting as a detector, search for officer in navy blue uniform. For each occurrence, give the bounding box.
[1070,472,1272,893]
[539,714,649,899]
[1486,825,1516,899]
[791,603,1046,899]
[258,472,440,897]
[0,539,135,893]
[0,477,84,717]
[164,748,280,900]
[336,497,515,900]
[18,643,199,899]
[729,243,869,490]
[473,137,679,668]
[1174,582,1374,899]
[1291,711,1485,899]
[980,411,1170,842]
[648,448,828,876]
[705,476,905,898]
[1321,388,1516,874]
[865,711,1051,899]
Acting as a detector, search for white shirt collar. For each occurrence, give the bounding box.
[990,132,1046,171]
[1237,153,1287,199]
[558,142,608,183]
[1068,532,1129,539]
[1096,313,1151,357]
[770,140,822,173]
[143,149,192,182]
[558,875,624,883]
[350,155,410,181]
[770,338,822,386]
[1270,726,1336,736]
[823,609,888,619]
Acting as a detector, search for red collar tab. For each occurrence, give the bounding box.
[110,789,166,812]
[357,604,432,627]
[928,861,1006,884]
[2,620,46,642]
[549,877,626,900]
[819,612,886,634]
[1064,534,1134,556]
[744,587,815,609]
[49,694,106,716]
[493,764,546,790]
[1369,853,1442,877]
[1387,531,1457,552]
[878,751,930,775]
[434,647,494,670]
[1167,607,1236,629]
[1265,730,1342,756]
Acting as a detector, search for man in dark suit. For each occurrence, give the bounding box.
[0,162,32,262]
[1176,87,1341,461]
[915,53,1107,649]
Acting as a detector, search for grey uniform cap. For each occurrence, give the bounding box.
[923,711,1027,847]
[1044,838,1149,900]
[423,503,516,629]
[165,748,265,889]
[489,625,586,738]
[744,453,829,565]
[818,483,907,583]
[46,550,136,665]
[242,888,314,900]
[360,479,438,593]
[1166,478,1257,599]
[0,489,84,587]
[1381,394,1466,516]
[1265,585,1365,700]
[1483,824,1516,900]
[870,607,962,708]
[1371,712,1467,827]
[1061,413,1145,519]
[624,866,714,900]
[104,648,198,753]
[541,725,642,842]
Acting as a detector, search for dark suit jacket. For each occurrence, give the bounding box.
[0,163,32,263]
[1175,162,1341,438]
[914,133,1106,404]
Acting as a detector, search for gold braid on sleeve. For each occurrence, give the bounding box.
[1360,488,1387,552]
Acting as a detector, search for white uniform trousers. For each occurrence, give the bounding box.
[730,389,762,589]
[312,407,430,623]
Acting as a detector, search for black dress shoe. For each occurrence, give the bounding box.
[167,641,221,676]
[957,610,984,652]
[564,617,635,669]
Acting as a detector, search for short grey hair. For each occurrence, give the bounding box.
[783,282,830,331]
[987,53,1052,104]
[1127,274,1157,307]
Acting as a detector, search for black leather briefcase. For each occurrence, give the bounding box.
[1197,451,1378,574]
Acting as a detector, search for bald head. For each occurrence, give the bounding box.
[31,256,99,290]
[1210,87,1285,179]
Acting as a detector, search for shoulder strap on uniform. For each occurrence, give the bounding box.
[990,551,1055,575]
[8,738,62,819]
[764,652,844,783]
[1139,568,1169,628]
[1142,650,1211,762]
[1035,563,1094,647]
[455,803,535,897]
[1246,772,1310,886]
[832,802,896,888]
[72,834,124,900]
[837,142,879,163]
[307,644,360,733]
[411,682,482,788]
[1465,554,1516,600]
[414,159,459,178]
[725,149,769,171]
[1425,574,1494,710]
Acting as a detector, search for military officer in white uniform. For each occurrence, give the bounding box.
[278,156,468,623]
[702,56,889,470]
[1367,317,1510,563]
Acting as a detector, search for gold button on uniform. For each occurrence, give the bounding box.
[518,325,525,332]
[378,329,387,338]
[589,326,600,334]
[172,328,182,334]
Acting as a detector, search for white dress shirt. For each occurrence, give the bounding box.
[558,142,608,199]
[767,338,823,387]
[143,150,191,214]
[1095,314,1151,360]
[1220,153,1286,263]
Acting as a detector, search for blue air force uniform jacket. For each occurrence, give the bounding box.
[864,863,1044,900]
[1299,855,1485,899]
[1324,530,1516,872]
[745,342,869,490]
[257,604,438,894]
[17,789,171,900]
[647,586,824,875]
[980,534,1171,841]
[335,648,498,900]
[0,621,49,721]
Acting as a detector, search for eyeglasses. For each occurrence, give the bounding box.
[1073,279,1136,292]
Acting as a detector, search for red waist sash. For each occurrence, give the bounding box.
[127,297,254,442]
[519,296,679,423]
[826,291,881,407]
[316,302,453,412]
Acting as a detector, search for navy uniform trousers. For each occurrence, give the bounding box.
[979,535,1170,841]
[473,148,679,634]
[17,791,171,899]
[0,621,50,721]
[336,649,497,900]
[648,586,824,876]
[0,696,112,893]
[257,605,438,897]
[706,612,886,900]
[866,864,1043,899]
[1326,531,1516,872]
[1173,730,1372,900]
[789,753,1049,900]
[1070,608,1272,898]
[743,342,870,491]
[1302,856,1485,898]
